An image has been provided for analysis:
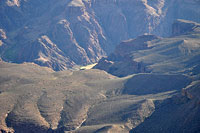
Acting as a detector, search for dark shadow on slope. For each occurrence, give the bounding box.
[131,93,200,133]
[123,74,192,95]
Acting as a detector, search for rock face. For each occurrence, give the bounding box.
[114,35,160,58]
[0,61,197,133]
[0,1,200,132]
[172,19,200,36]
[94,20,200,77]
[1,0,200,70]
[93,34,159,77]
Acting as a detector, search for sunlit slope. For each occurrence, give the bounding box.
[0,62,193,133]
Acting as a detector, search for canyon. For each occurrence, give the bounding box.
[1,0,200,70]
[0,0,200,133]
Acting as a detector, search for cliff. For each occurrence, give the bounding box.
[1,0,200,70]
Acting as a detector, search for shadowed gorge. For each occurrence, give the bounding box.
[1,0,200,70]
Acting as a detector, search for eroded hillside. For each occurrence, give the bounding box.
[94,19,200,77]
[0,0,200,70]
[0,1,200,132]
[0,56,199,133]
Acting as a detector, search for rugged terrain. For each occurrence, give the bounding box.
[0,19,200,133]
[94,19,200,77]
[1,0,200,70]
[0,60,199,133]
[0,0,200,133]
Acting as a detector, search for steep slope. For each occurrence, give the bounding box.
[0,0,110,70]
[0,1,200,132]
[94,19,200,77]
[93,34,160,77]
[132,81,200,133]
[92,20,200,132]
[0,61,194,133]
[0,22,199,132]
[172,19,200,36]
[1,0,200,70]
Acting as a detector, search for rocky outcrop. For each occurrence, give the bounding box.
[93,35,159,77]
[94,20,200,77]
[93,57,147,77]
[0,29,6,47]
[0,31,200,133]
[1,0,200,70]
[113,35,160,58]
[182,81,200,103]
[0,62,156,132]
[172,19,200,36]
[0,29,6,40]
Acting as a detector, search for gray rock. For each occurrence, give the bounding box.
[1,0,200,70]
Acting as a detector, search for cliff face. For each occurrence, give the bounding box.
[172,19,200,36]
[94,20,200,77]
[93,34,159,77]
[1,0,200,70]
